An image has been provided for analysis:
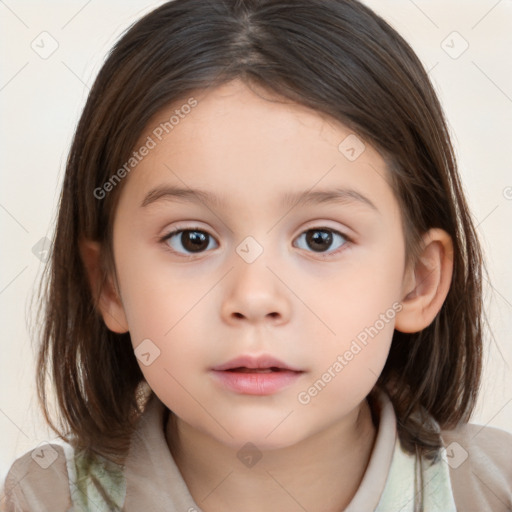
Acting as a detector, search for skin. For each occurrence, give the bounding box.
[81,79,454,511]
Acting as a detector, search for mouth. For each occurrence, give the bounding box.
[225,367,290,374]
[211,354,303,373]
[210,354,304,395]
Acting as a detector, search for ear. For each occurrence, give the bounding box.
[395,228,454,333]
[78,237,129,334]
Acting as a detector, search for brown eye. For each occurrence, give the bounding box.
[294,228,348,255]
[163,229,218,255]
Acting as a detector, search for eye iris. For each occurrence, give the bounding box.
[182,230,208,252]
[306,230,332,252]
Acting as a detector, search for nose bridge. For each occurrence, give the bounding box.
[221,232,290,323]
[234,232,278,294]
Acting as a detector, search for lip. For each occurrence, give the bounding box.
[210,354,304,396]
[211,354,302,372]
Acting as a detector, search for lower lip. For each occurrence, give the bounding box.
[210,369,303,395]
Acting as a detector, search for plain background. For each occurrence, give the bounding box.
[1,0,511,489]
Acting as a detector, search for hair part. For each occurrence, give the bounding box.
[35,0,487,468]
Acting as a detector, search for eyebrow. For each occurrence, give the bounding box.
[140,184,379,213]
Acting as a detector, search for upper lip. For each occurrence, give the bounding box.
[211,354,303,372]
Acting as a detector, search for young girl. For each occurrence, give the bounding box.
[3,0,512,510]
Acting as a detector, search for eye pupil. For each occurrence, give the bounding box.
[306,230,333,252]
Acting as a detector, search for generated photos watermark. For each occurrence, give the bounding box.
[297,301,403,405]
[93,97,198,200]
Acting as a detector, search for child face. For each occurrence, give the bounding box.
[109,79,410,449]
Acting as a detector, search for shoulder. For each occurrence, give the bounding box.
[440,422,512,512]
[1,442,72,512]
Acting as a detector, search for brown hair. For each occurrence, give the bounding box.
[35,0,487,470]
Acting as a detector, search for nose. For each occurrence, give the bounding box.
[220,250,291,326]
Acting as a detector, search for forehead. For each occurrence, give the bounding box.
[120,80,398,219]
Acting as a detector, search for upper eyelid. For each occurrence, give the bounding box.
[162,223,349,234]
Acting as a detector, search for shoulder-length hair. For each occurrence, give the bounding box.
[35,0,486,465]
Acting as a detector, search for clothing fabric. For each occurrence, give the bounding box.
[2,390,512,511]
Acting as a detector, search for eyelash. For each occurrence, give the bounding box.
[159,225,352,259]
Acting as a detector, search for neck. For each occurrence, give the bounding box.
[166,398,378,512]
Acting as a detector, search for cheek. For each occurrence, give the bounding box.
[114,242,203,339]
[113,245,214,387]
[296,305,396,417]
[313,240,404,338]
[304,238,403,385]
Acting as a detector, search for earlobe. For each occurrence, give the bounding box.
[78,237,129,334]
[395,228,454,334]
